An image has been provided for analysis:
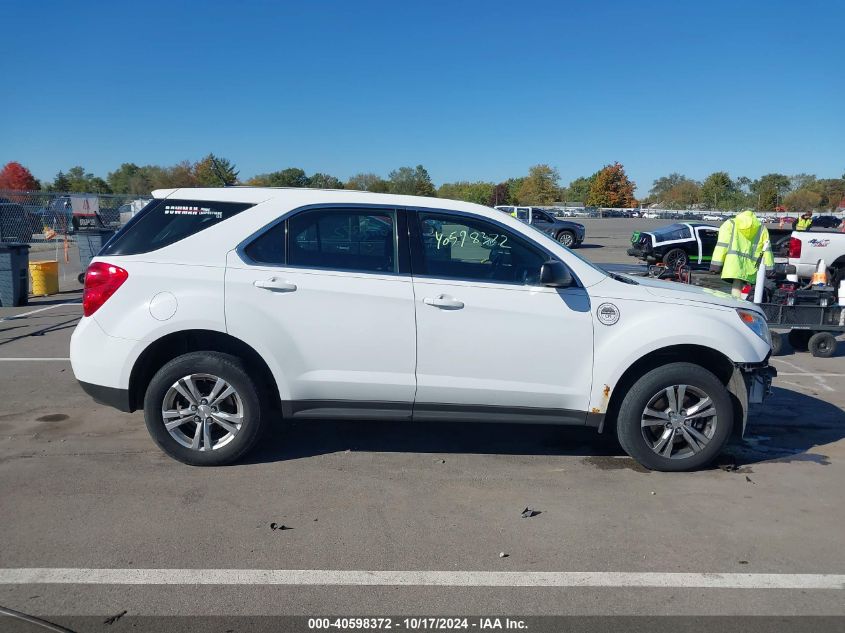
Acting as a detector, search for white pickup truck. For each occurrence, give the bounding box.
[787,230,845,285]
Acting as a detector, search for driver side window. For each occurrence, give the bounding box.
[417,212,547,285]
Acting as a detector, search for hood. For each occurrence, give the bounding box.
[625,275,749,310]
[735,210,762,239]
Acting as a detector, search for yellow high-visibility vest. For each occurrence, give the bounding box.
[795,216,812,231]
[710,211,774,283]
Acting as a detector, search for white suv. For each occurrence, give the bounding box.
[70,188,775,471]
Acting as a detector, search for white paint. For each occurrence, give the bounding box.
[0,302,81,322]
[777,372,845,377]
[0,358,71,361]
[0,569,842,589]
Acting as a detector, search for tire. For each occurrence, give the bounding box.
[77,272,85,284]
[770,331,783,356]
[556,230,575,247]
[663,248,688,270]
[143,351,267,466]
[808,331,837,358]
[788,329,812,352]
[615,362,733,472]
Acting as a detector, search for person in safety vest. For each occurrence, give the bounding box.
[710,210,775,298]
[793,211,813,231]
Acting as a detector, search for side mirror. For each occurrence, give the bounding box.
[540,260,573,288]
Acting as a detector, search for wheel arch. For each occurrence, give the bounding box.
[127,329,281,413]
[602,344,746,439]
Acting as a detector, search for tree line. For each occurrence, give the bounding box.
[1,156,843,212]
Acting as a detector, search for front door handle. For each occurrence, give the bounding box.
[423,295,464,310]
[253,278,297,292]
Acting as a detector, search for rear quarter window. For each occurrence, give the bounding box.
[100,199,254,256]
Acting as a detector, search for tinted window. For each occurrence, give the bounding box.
[652,223,691,242]
[417,212,547,285]
[287,209,396,273]
[101,199,253,256]
[533,211,553,222]
[244,221,285,265]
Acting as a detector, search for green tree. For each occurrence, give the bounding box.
[194,154,239,186]
[586,162,636,208]
[345,172,388,192]
[490,182,511,206]
[564,176,594,204]
[790,173,816,191]
[50,171,71,192]
[751,173,790,210]
[388,165,436,197]
[308,173,344,189]
[248,167,309,187]
[107,163,142,194]
[700,172,738,210]
[437,181,495,205]
[516,164,560,205]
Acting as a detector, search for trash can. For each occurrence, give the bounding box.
[77,229,116,283]
[0,243,30,307]
[30,260,59,296]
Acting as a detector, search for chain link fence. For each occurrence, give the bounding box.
[0,190,151,244]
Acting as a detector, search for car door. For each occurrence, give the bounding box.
[409,209,594,423]
[225,207,417,419]
[696,226,719,265]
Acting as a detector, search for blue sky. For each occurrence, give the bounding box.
[1,0,843,194]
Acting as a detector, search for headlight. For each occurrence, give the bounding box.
[737,308,770,345]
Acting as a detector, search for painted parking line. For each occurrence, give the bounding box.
[777,372,845,377]
[0,302,81,323]
[0,358,71,361]
[0,569,843,590]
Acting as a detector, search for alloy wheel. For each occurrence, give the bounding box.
[161,373,244,451]
[640,384,716,460]
[558,232,574,247]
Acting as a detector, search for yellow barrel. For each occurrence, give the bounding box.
[29,260,59,296]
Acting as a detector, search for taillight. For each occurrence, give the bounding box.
[82,262,128,317]
[788,237,802,259]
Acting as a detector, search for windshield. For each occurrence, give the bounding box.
[652,223,691,242]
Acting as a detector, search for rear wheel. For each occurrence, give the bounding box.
[809,331,837,358]
[143,352,267,466]
[616,362,733,472]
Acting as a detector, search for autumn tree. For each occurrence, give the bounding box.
[194,154,239,186]
[586,162,636,208]
[649,173,688,200]
[664,180,701,208]
[0,162,40,190]
[490,182,511,206]
[783,189,821,213]
[516,164,560,205]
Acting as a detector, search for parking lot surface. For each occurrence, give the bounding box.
[1,220,843,628]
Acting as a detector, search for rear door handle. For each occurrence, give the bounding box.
[253,278,297,292]
[423,295,464,310]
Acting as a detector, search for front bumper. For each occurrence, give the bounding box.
[744,363,777,404]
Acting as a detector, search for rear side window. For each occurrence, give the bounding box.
[287,208,397,274]
[100,199,253,256]
[244,221,286,265]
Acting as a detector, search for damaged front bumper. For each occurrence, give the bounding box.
[729,361,777,436]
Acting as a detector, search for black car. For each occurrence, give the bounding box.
[811,215,842,229]
[496,206,586,247]
[0,197,38,243]
[627,222,719,269]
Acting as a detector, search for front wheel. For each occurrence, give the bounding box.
[809,331,837,358]
[143,351,267,466]
[616,362,733,471]
[556,230,575,247]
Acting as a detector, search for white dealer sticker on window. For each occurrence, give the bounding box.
[164,205,222,219]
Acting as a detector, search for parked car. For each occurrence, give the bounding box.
[811,215,842,229]
[71,188,775,472]
[495,206,585,247]
[0,197,38,242]
[627,222,720,269]
[701,214,723,221]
